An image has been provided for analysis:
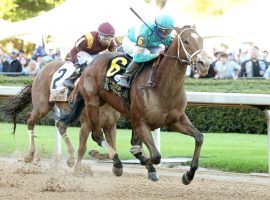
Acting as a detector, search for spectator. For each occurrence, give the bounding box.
[239,48,266,77]
[228,52,236,62]
[33,45,46,59]
[22,60,39,77]
[214,53,241,79]
[0,47,7,72]
[54,49,62,60]
[0,55,4,72]
[19,56,29,69]
[42,48,54,64]
[261,50,269,69]
[238,48,249,64]
[33,53,44,68]
[2,49,22,75]
[18,49,25,59]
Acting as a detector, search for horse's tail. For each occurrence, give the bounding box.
[57,93,85,125]
[0,84,32,134]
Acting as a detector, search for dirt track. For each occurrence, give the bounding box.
[0,156,270,200]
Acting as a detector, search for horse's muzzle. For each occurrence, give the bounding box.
[196,52,210,76]
[196,60,209,76]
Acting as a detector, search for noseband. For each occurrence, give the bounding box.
[163,28,203,66]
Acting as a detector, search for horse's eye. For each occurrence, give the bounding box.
[184,40,189,45]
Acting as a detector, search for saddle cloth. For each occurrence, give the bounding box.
[103,54,132,102]
[49,62,76,102]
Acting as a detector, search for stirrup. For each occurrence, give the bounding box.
[117,77,130,88]
[63,80,74,89]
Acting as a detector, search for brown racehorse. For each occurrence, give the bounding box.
[0,60,121,174]
[65,25,209,184]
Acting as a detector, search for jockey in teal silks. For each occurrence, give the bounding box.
[118,14,175,88]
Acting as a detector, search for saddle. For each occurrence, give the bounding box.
[103,54,160,104]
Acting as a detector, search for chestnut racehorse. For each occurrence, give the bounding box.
[63,25,209,184]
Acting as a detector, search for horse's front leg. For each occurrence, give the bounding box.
[168,113,204,185]
[56,120,75,167]
[130,128,159,182]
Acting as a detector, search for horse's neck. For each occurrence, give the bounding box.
[155,41,187,99]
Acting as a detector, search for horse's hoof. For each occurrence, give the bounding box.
[148,172,159,182]
[74,163,93,177]
[24,155,34,163]
[67,157,75,168]
[112,166,123,177]
[182,172,192,185]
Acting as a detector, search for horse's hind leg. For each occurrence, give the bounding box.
[84,93,122,176]
[84,94,111,153]
[130,129,159,182]
[24,108,50,163]
[168,113,203,185]
[103,124,116,150]
[74,120,91,174]
[56,120,75,167]
[103,124,123,176]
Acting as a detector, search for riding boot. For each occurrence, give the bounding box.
[118,61,139,88]
[62,63,83,89]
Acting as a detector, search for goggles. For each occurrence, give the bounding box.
[99,35,114,43]
[157,27,173,35]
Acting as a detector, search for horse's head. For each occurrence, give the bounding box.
[171,25,209,76]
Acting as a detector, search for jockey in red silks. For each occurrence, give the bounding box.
[63,22,117,89]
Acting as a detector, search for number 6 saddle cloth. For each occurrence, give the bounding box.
[49,62,76,102]
[103,54,144,104]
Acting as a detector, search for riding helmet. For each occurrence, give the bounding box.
[98,22,115,37]
[155,14,175,29]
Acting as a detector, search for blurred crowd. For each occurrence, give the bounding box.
[187,46,270,79]
[0,45,71,77]
[1,44,270,79]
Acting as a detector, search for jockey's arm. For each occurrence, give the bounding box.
[70,35,89,63]
[164,35,173,47]
[75,35,88,52]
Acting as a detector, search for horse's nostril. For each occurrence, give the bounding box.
[197,61,204,67]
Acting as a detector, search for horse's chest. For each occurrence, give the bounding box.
[144,102,183,127]
[143,89,186,127]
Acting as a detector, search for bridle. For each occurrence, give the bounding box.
[163,28,203,66]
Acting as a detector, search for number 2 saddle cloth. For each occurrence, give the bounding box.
[49,61,76,102]
[103,54,144,104]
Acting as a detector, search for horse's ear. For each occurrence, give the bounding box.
[173,27,181,33]
[192,24,196,29]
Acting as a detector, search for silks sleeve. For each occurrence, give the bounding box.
[133,35,158,63]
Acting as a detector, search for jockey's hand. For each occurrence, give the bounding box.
[158,49,165,56]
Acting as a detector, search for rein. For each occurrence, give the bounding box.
[163,28,203,66]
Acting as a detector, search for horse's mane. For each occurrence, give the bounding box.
[173,25,193,34]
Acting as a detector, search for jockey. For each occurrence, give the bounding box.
[117,14,175,88]
[63,22,117,89]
